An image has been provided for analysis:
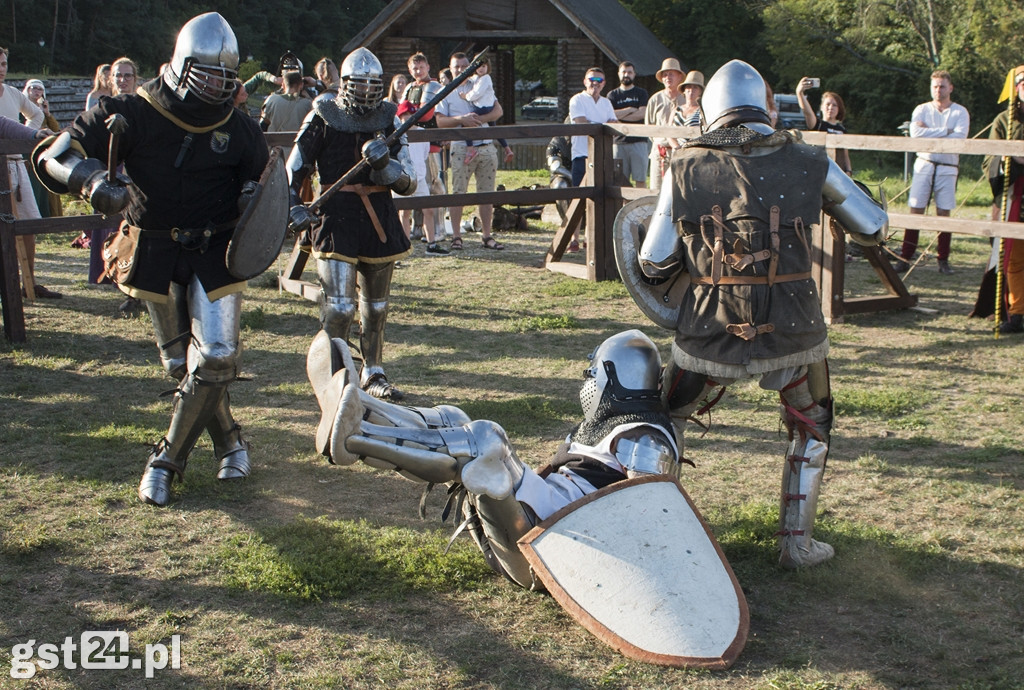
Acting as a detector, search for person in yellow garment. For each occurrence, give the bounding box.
[973,65,1024,333]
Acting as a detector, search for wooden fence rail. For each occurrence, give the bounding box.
[6,126,1024,342]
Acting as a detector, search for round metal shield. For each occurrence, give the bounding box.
[613,197,688,330]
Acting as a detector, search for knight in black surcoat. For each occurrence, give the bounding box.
[33,12,268,506]
[286,47,415,404]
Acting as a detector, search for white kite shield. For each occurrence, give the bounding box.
[518,475,749,669]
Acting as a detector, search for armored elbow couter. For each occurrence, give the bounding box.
[637,178,684,281]
[33,132,99,196]
[33,132,129,216]
[822,158,888,247]
[369,135,416,195]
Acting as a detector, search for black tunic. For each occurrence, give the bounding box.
[69,79,268,301]
[291,101,411,263]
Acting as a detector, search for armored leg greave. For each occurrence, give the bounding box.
[140,375,227,506]
[355,261,398,398]
[317,258,401,400]
[207,390,251,480]
[307,334,539,587]
[661,359,730,464]
[148,285,250,481]
[139,279,243,506]
[776,361,834,569]
[317,258,358,342]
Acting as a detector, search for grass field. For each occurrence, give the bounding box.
[1,169,1022,689]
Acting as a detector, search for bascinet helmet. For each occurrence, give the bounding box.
[700,59,773,133]
[163,12,239,105]
[339,47,385,113]
[579,329,662,422]
[277,51,303,77]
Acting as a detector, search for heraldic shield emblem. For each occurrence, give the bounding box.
[518,475,749,669]
[612,196,689,330]
[226,146,290,280]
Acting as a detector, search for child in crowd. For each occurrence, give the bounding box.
[458,59,512,163]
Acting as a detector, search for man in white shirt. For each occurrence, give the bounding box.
[567,67,617,251]
[898,69,970,275]
[436,52,505,250]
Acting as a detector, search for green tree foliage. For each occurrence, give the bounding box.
[512,45,557,92]
[624,0,773,81]
[5,0,1024,139]
[763,0,1024,135]
[0,0,385,79]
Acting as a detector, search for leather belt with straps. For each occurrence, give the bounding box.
[694,204,814,342]
[337,183,390,243]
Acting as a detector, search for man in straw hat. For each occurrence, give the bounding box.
[972,65,1024,332]
[644,57,685,193]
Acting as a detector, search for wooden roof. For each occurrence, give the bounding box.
[343,0,674,76]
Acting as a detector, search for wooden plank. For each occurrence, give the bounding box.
[887,212,1024,240]
[812,133,1024,156]
[546,197,586,264]
[282,237,311,281]
[591,127,618,280]
[393,184,595,211]
[0,161,26,343]
[545,261,589,280]
[840,294,918,315]
[10,214,111,236]
[15,237,33,303]
[279,277,321,302]
[862,245,917,301]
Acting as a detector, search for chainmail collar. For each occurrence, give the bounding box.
[685,126,793,150]
[572,389,673,448]
[314,98,397,134]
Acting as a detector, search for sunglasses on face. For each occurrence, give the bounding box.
[588,77,604,84]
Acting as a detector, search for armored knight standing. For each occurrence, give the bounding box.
[33,12,267,506]
[287,47,415,403]
[635,60,887,568]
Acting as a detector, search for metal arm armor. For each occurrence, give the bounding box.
[285,139,315,199]
[637,176,684,281]
[822,158,888,247]
[613,426,678,478]
[33,131,104,196]
[368,117,416,195]
[347,413,524,500]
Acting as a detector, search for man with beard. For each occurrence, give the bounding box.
[606,61,649,188]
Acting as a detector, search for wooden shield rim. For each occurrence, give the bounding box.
[226,145,289,280]
[612,196,689,331]
[517,475,749,670]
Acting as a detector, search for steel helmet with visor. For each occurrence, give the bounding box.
[163,12,239,105]
[339,47,385,113]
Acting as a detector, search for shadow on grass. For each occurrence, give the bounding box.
[708,502,1024,688]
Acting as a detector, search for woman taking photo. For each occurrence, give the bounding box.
[796,76,853,175]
